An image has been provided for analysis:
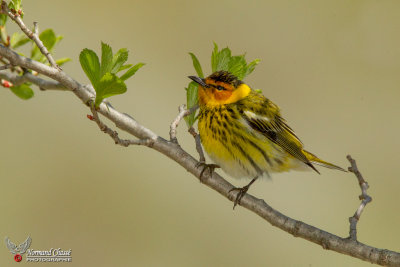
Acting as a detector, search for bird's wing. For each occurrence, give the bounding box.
[244,112,307,160]
[18,236,31,254]
[5,237,17,254]
[241,98,319,173]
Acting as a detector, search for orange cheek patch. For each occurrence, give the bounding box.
[214,90,232,101]
[200,79,238,105]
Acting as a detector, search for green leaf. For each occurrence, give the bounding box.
[39,29,57,51]
[8,2,15,12]
[184,81,199,127]
[244,58,260,77]
[79,48,100,86]
[80,42,144,107]
[117,64,132,72]
[16,51,26,57]
[215,47,231,72]
[30,47,42,62]
[186,82,198,110]
[0,14,7,26]
[8,0,23,18]
[211,43,232,72]
[189,53,204,78]
[227,55,247,79]
[55,57,71,66]
[120,63,145,81]
[55,35,63,44]
[10,32,30,49]
[111,48,128,73]
[210,43,260,79]
[10,84,34,100]
[0,26,8,45]
[11,0,22,11]
[95,72,127,108]
[100,42,113,77]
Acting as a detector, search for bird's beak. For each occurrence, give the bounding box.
[188,76,209,88]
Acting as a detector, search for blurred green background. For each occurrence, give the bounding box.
[1,0,400,266]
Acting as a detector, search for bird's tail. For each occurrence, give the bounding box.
[303,150,347,172]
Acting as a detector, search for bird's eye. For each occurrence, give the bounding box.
[216,86,225,91]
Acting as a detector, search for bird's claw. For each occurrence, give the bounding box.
[229,185,251,209]
[196,161,220,183]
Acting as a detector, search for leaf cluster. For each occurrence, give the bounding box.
[185,43,260,127]
[9,0,23,14]
[1,0,70,100]
[79,42,144,108]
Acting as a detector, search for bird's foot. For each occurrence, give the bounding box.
[196,161,220,183]
[229,185,251,209]
[228,177,258,209]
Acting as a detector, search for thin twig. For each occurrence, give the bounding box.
[89,105,154,147]
[33,21,39,36]
[188,126,205,162]
[169,104,197,143]
[1,1,60,70]
[0,57,22,73]
[0,71,66,90]
[0,63,12,70]
[347,155,372,241]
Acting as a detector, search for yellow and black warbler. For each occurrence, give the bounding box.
[189,71,344,207]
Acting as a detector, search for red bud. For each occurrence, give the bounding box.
[1,79,12,88]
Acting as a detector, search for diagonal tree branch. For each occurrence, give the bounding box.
[1,43,399,267]
[1,10,400,266]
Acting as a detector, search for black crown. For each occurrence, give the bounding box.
[208,71,243,87]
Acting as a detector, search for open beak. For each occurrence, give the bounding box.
[188,76,209,88]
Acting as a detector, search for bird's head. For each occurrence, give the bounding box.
[189,71,251,106]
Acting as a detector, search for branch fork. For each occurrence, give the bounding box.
[0,70,66,90]
[170,105,214,180]
[89,105,154,147]
[170,104,191,143]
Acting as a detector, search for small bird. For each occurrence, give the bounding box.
[189,71,345,208]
